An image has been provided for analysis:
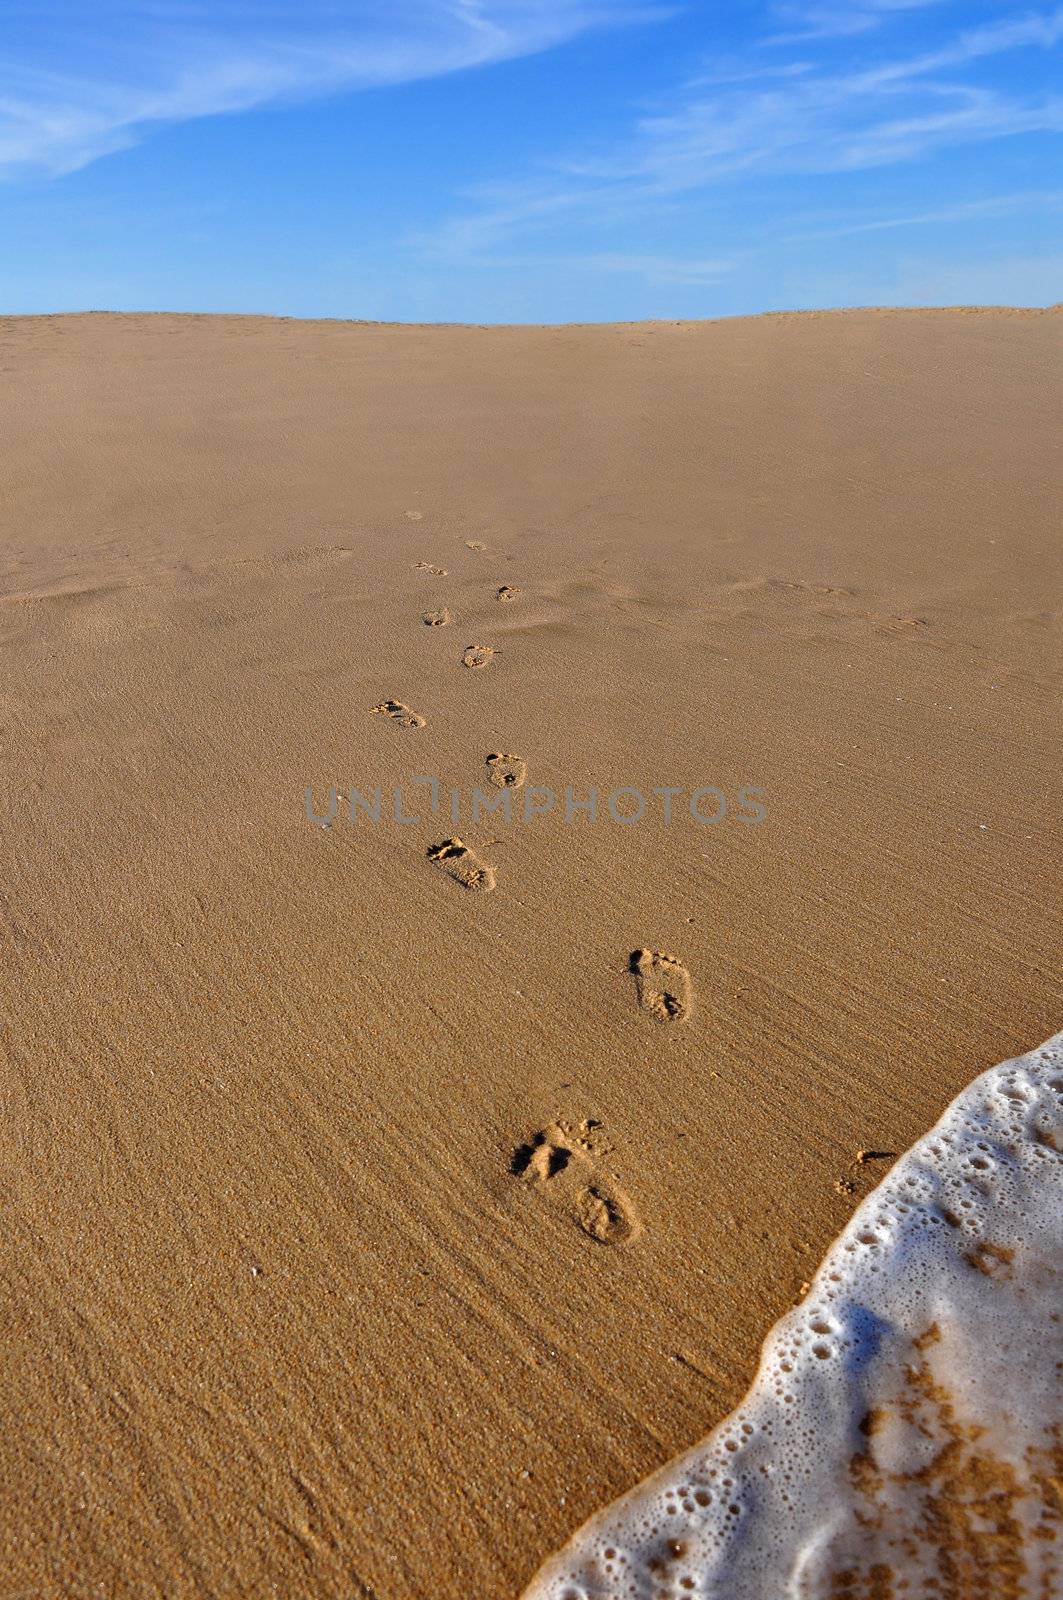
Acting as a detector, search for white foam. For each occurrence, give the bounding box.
[524,1029,1063,1599]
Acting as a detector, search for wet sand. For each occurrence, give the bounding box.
[0,307,1060,1598]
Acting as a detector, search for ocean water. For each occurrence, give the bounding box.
[525,1029,1063,1600]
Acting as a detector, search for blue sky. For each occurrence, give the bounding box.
[2,2,1061,321]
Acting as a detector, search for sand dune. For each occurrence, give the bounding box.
[0,308,1060,1598]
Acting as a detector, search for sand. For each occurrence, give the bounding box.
[0,307,1060,1599]
[526,1027,1063,1597]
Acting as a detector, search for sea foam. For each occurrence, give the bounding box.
[524,1029,1063,1599]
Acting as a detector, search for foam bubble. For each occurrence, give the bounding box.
[524,1030,1063,1599]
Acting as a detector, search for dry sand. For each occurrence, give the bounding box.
[0,307,1060,1598]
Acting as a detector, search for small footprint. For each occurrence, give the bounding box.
[427,837,496,893]
[760,577,857,600]
[422,608,452,627]
[485,752,526,790]
[464,540,488,552]
[405,510,424,522]
[462,643,498,670]
[370,700,426,729]
[414,561,448,577]
[511,1122,640,1246]
[280,543,354,572]
[575,1186,638,1245]
[496,585,519,602]
[874,613,928,636]
[629,948,692,1023]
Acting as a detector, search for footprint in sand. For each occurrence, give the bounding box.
[464,540,488,552]
[629,948,692,1024]
[405,510,424,522]
[512,1121,640,1246]
[462,643,498,670]
[874,613,928,636]
[496,585,519,602]
[414,561,448,577]
[427,837,496,893]
[370,700,426,729]
[422,608,452,627]
[485,752,526,790]
[759,577,857,600]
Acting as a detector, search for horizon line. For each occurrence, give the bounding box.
[4,303,1060,332]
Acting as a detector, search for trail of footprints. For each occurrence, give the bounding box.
[369,537,915,1264]
[512,1121,641,1247]
[376,548,699,1050]
[740,575,929,636]
[367,533,698,1249]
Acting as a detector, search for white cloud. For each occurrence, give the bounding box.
[890,247,1063,303]
[783,187,1063,240]
[800,247,1063,305]
[604,8,1063,186]
[0,1,668,180]
[764,0,949,45]
[570,250,737,283]
[497,248,740,283]
[415,4,1063,258]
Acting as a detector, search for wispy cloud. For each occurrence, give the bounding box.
[489,248,741,283]
[782,187,1063,240]
[580,9,1063,185]
[795,244,1063,307]
[415,5,1063,261]
[765,0,949,45]
[563,250,738,283]
[0,2,668,180]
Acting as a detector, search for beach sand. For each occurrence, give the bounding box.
[0,307,1060,1598]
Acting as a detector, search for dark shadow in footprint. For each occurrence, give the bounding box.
[427,837,496,893]
[485,752,527,790]
[512,1132,572,1180]
[370,700,426,729]
[462,643,498,670]
[511,1121,641,1246]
